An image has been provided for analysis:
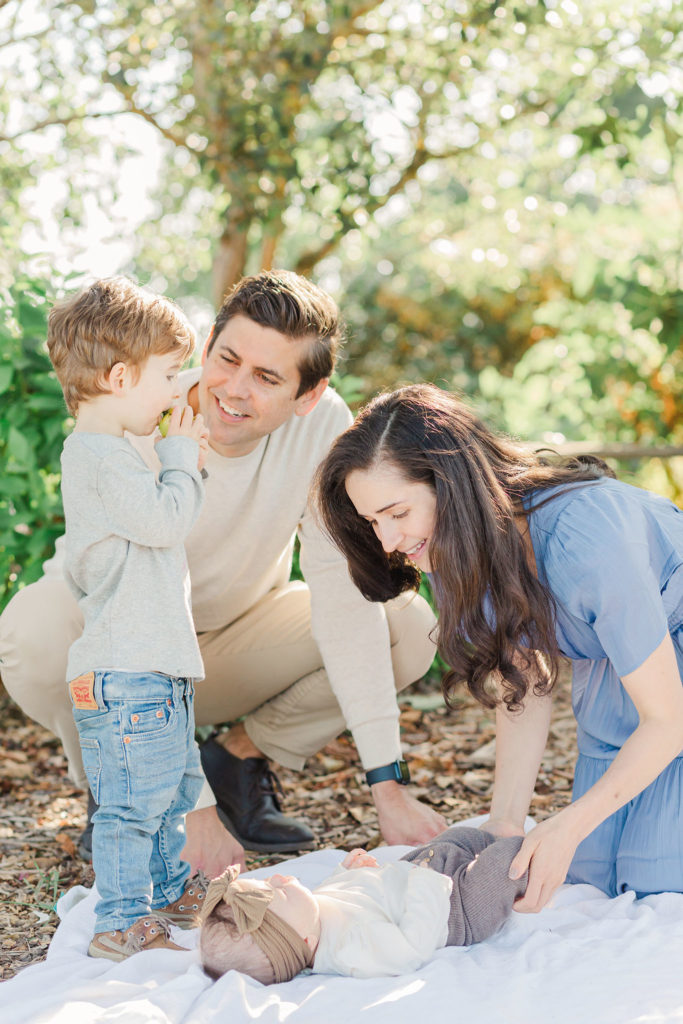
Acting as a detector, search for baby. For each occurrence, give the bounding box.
[199,825,528,981]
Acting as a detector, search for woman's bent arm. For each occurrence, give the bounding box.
[511,632,683,912]
[484,679,553,837]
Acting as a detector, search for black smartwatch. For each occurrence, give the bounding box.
[365,759,410,786]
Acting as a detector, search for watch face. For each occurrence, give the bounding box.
[398,760,410,784]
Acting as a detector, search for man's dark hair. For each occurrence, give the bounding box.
[210,270,343,397]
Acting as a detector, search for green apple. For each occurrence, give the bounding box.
[158,409,173,437]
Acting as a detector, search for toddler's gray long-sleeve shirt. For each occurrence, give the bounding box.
[61,432,204,681]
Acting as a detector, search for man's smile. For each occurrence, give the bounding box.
[215,395,250,420]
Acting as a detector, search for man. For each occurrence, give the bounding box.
[0,271,444,877]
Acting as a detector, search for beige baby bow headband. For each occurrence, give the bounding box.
[202,865,314,982]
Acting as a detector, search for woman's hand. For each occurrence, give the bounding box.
[507,809,583,912]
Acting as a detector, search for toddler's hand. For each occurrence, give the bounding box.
[341,849,380,870]
[197,429,210,473]
[190,414,210,471]
[157,407,209,471]
[157,404,195,439]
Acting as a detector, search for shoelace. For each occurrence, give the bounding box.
[123,915,173,954]
[191,869,210,896]
[183,870,210,906]
[258,765,285,809]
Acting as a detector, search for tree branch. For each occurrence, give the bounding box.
[119,99,188,149]
[101,75,190,149]
[295,151,429,274]
[325,1,386,38]
[0,108,122,142]
[296,125,432,275]
[0,24,54,49]
[295,66,558,275]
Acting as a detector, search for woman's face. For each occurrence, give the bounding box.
[345,462,437,572]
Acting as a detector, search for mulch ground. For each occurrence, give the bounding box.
[0,666,576,982]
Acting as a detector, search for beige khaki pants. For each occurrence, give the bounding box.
[0,576,436,790]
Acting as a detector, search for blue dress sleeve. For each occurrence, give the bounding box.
[540,487,668,677]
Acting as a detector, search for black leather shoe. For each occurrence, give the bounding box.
[77,790,98,861]
[199,737,316,853]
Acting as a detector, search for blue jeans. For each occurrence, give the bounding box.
[71,671,204,932]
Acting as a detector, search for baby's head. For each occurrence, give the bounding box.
[47,276,195,417]
[199,866,321,984]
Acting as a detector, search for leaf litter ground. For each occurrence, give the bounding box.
[0,666,575,980]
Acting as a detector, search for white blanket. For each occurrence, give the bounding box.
[3,817,683,1024]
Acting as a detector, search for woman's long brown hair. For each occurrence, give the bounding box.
[313,384,614,711]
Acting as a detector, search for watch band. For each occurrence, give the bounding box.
[365,759,410,786]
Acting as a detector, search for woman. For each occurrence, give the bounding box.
[314,384,683,911]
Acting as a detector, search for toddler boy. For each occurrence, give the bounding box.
[199,825,528,981]
[47,277,210,961]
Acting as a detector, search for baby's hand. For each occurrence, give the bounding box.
[341,849,380,870]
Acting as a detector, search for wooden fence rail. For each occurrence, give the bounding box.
[524,443,683,461]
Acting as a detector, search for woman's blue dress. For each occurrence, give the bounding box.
[526,477,683,897]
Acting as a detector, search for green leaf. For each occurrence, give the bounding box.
[16,300,47,334]
[7,426,34,468]
[0,365,13,393]
[25,395,68,413]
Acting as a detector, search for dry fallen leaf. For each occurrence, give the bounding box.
[466,739,497,767]
[55,832,77,858]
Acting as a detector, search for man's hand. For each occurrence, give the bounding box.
[181,805,246,878]
[341,848,380,870]
[371,781,447,845]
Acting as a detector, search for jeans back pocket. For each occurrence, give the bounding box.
[79,737,102,804]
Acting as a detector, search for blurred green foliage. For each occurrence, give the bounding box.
[0,278,70,608]
[1,0,682,608]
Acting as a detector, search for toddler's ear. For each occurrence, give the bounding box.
[107,362,128,392]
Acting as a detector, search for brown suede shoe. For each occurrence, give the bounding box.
[88,915,186,961]
[155,871,209,930]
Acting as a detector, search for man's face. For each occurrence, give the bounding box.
[195,315,326,458]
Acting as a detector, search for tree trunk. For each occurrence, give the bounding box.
[212,228,249,308]
[261,232,278,271]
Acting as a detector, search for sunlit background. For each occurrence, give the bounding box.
[1,0,682,603]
